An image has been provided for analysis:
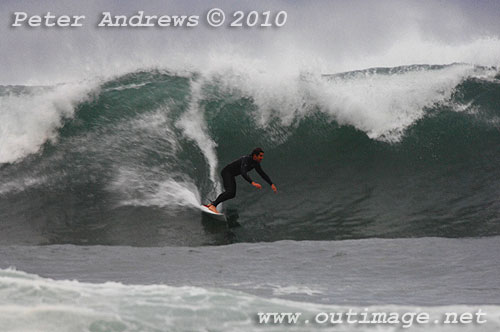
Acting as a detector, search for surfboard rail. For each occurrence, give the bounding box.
[200,205,227,221]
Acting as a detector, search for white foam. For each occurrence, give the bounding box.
[1,268,499,332]
[309,65,490,141]
[176,80,221,195]
[116,173,201,210]
[0,82,97,164]
[103,108,202,210]
[204,63,497,142]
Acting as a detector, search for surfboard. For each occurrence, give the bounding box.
[201,205,227,221]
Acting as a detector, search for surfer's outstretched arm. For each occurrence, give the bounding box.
[255,164,278,192]
[240,157,254,184]
[256,164,277,193]
[255,163,272,185]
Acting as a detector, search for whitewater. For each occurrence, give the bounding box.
[1,237,500,331]
[1,0,500,331]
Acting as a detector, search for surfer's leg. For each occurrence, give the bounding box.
[211,171,236,207]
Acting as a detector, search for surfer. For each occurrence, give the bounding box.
[205,148,277,213]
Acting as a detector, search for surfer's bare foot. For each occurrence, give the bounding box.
[207,204,219,213]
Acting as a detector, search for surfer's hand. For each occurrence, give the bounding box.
[252,182,262,189]
[271,184,277,193]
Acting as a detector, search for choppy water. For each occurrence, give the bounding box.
[1,236,500,331]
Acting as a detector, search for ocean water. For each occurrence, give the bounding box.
[1,1,500,331]
[1,62,499,331]
[1,237,500,331]
[1,64,499,246]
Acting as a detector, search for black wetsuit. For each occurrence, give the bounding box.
[212,155,273,207]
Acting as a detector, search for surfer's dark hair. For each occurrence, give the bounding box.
[251,147,264,156]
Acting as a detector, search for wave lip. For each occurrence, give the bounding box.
[237,63,497,142]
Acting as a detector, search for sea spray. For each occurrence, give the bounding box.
[0,82,98,164]
[176,79,221,198]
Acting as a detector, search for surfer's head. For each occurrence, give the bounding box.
[251,147,264,162]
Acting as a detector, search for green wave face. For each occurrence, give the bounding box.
[0,65,499,246]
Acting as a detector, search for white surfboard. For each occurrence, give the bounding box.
[200,205,227,221]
